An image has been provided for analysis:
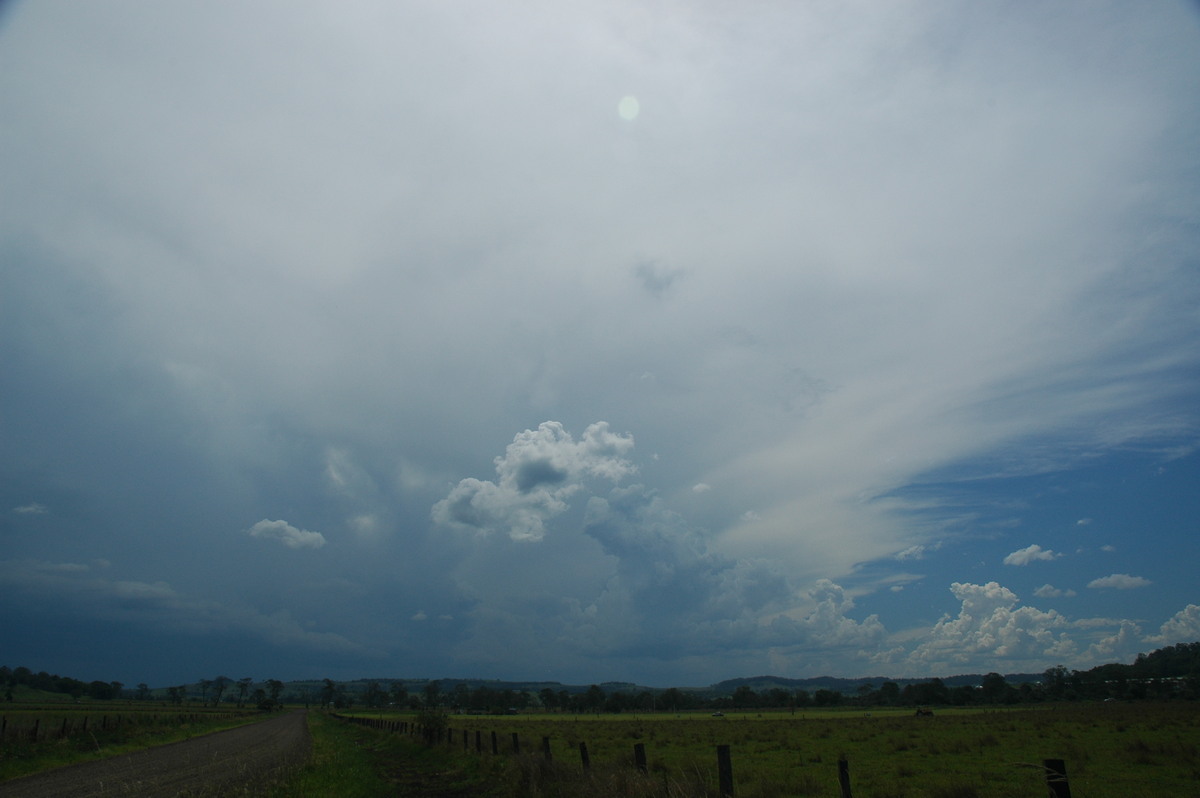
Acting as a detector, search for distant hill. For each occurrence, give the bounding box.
[710,673,1043,695]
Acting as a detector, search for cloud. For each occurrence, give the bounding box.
[13,503,48,514]
[0,0,1197,685]
[1076,518,1093,526]
[432,421,635,541]
[899,582,1076,671]
[1033,584,1077,598]
[247,519,327,550]
[692,483,712,493]
[0,559,369,656]
[1087,574,1152,590]
[1003,544,1060,566]
[1144,604,1200,646]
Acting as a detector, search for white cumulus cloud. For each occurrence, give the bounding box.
[432,421,635,541]
[1033,584,1077,598]
[1087,573,1151,590]
[1003,544,1060,565]
[247,519,327,550]
[1144,604,1200,646]
[901,581,1075,671]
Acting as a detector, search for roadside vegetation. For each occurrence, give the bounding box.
[0,703,262,783]
[268,711,504,797]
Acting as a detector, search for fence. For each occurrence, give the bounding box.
[332,714,1075,797]
[0,711,246,745]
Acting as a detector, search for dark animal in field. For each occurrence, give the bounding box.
[914,708,935,717]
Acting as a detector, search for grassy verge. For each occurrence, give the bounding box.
[0,710,264,783]
[268,712,507,797]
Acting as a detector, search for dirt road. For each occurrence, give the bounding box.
[0,709,310,797]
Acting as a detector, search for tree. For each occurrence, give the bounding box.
[390,682,408,708]
[981,673,1016,704]
[321,679,337,708]
[879,681,900,705]
[660,687,684,712]
[813,689,842,707]
[198,679,213,705]
[1042,665,1071,700]
[539,687,559,712]
[767,688,791,708]
[266,679,284,708]
[237,677,254,708]
[445,682,465,710]
[423,680,442,708]
[584,685,606,714]
[364,681,385,708]
[136,682,150,701]
[732,685,759,709]
[212,676,232,706]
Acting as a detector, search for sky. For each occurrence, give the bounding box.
[2,1,1199,689]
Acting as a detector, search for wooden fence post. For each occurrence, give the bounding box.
[491,730,498,754]
[476,730,482,753]
[512,731,521,754]
[838,756,852,798]
[30,718,40,742]
[1044,759,1072,798]
[717,744,734,797]
[579,741,591,772]
[542,736,553,760]
[634,742,647,773]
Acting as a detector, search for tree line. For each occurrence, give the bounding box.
[1,665,124,701]
[7,641,1197,710]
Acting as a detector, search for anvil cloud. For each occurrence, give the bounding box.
[1,0,1198,687]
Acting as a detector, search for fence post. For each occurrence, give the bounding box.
[838,756,852,798]
[30,718,40,742]
[717,744,734,797]
[579,741,591,771]
[512,731,521,754]
[634,742,647,773]
[491,730,498,755]
[543,736,553,760]
[1044,759,1072,798]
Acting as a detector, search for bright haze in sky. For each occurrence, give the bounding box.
[2,1,1198,688]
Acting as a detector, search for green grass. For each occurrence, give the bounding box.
[268,712,506,797]
[0,703,264,783]
[340,702,1200,797]
[265,712,392,797]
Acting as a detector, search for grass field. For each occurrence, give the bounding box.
[344,702,1200,797]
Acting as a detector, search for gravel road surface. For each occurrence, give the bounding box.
[0,709,310,797]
